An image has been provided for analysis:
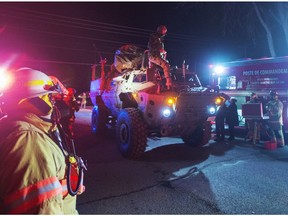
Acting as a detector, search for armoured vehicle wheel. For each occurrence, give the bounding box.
[91,105,108,134]
[182,121,212,147]
[116,108,147,159]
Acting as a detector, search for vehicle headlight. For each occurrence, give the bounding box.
[208,106,216,115]
[162,108,172,118]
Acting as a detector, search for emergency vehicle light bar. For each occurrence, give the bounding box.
[0,67,12,91]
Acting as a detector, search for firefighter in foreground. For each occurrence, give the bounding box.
[148,25,172,90]
[0,68,85,214]
[266,90,285,147]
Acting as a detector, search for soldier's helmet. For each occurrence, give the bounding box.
[157,25,167,36]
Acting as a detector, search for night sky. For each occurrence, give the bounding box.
[0,2,278,93]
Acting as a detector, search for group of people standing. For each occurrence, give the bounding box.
[246,91,285,147]
[215,90,285,147]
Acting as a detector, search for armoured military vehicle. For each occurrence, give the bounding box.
[90,45,227,159]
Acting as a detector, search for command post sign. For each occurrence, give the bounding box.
[238,61,288,90]
[211,57,288,91]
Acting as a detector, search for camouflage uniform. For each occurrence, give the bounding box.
[147,27,172,89]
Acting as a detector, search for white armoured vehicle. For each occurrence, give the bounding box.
[90,45,227,159]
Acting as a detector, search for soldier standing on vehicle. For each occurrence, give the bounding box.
[0,68,85,214]
[148,25,172,90]
[266,90,285,147]
[226,97,239,141]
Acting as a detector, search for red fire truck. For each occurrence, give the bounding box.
[209,56,288,132]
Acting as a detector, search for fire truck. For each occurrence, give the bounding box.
[209,56,288,133]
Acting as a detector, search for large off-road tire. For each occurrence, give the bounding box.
[91,105,108,134]
[116,108,147,159]
[182,121,212,147]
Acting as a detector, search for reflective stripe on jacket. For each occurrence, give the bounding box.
[1,176,62,214]
[0,111,78,214]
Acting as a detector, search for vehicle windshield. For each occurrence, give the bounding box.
[133,73,147,83]
[172,72,201,87]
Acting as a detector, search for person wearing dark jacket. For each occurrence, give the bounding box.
[214,102,227,142]
[226,97,239,140]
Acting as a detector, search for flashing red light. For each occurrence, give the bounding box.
[0,67,12,91]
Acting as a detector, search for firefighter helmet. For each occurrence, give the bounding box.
[157,25,167,36]
[2,68,61,115]
[269,90,278,96]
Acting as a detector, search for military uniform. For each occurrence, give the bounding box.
[147,26,172,89]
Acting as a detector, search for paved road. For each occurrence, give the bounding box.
[73,107,288,214]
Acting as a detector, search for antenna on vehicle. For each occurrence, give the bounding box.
[182,60,186,82]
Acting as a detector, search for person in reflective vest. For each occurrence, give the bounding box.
[266,90,285,147]
[0,68,85,214]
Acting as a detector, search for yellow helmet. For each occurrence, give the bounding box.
[2,68,61,115]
